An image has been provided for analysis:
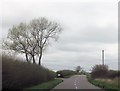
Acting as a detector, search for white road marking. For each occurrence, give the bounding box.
[74,81,78,89]
[74,81,76,84]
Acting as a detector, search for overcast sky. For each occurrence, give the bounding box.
[1,0,118,71]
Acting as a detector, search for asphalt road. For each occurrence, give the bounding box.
[52,75,104,91]
[0,59,2,90]
[0,69,2,91]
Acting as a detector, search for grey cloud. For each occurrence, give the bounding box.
[59,25,117,45]
[1,1,118,71]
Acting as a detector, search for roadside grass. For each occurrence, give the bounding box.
[90,79,119,91]
[87,75,120,91]
[95,77,119,86]
[23,79,63,91]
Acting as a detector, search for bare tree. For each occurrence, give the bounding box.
[91,64,109,78]
[75,66,82,72]
[3,17,62,65]
[29,18,62,65]
[3,23,31,62]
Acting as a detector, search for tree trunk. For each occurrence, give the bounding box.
[25,52,29,62]
[39,54,42,66]
[39,49,42,66]
[32,55,36,64]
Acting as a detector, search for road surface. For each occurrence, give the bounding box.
[0,70,2,91]
[52,75,104,91]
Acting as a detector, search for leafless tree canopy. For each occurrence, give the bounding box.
[91,64,109,78]
[3,17,62,65]
[75,66,81,72]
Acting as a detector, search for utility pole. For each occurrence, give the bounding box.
[102,50,104,65]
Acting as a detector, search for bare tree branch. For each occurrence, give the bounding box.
[3,17,63,65]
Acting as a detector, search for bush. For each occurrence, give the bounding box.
[91,64,109,79]
[56,70,77,78]
[2,55,56,90]
[107,70,120,78]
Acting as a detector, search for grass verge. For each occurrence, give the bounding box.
[87,75,120,91]
[89,79,119,91]
[23,79,63,91]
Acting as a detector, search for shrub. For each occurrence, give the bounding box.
[2,55,56,90]
[107,70,120,78]
[91,64,109,79]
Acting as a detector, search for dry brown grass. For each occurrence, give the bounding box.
[95,77,119,86]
